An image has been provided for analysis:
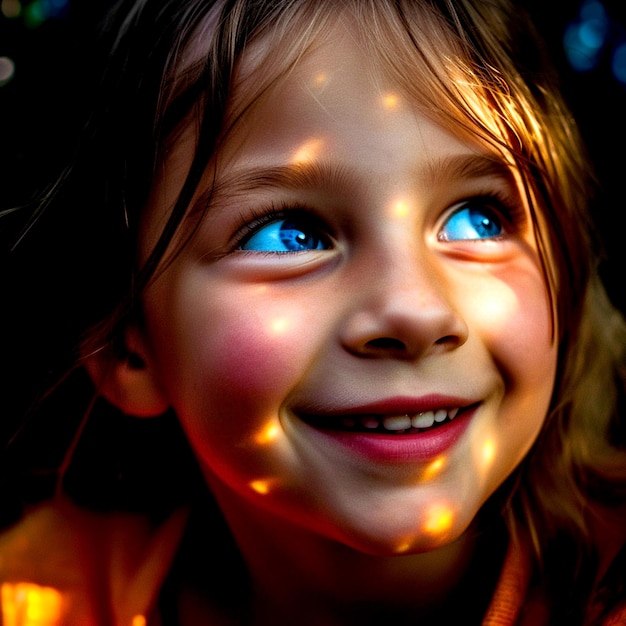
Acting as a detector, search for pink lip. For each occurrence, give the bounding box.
[297,395,478,464]
[301,395,474,416]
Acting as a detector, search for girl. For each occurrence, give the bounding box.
[1,0,625,624]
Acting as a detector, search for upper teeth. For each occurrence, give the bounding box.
[341,408,460,432]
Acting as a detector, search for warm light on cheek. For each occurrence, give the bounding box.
[479,438,496,471]
[132,617,147,626]
[1,583,65,626]
[268,316,291,336]
[471,280,520,335]
[254,421,281,445]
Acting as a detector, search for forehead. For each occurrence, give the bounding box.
[218,23,507,190]
[224,8,502,158]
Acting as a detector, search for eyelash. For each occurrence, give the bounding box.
[230,189,526,249]
[232,202,326,249]
[444,190,526,234]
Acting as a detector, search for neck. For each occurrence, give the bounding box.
[202,490,507,626]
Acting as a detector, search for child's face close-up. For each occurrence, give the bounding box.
[137,23,558,557]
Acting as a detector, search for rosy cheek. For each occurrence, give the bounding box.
[205,308,312,402]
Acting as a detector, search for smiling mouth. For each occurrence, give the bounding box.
[300,407,466,435]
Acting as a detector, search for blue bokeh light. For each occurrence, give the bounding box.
[612,42,626,84]
[563,0,626,87]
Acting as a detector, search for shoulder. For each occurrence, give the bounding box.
[0,496,188,625]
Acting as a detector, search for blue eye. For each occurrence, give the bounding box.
[239,216,330,252]
[439,203,504,241]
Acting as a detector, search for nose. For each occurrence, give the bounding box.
[340,251,468,360]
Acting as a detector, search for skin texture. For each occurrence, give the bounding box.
[132,21,558,623]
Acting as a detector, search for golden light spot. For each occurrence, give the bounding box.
[249,478,274,495]
[313,72,327,87]
[1,582,64,625]
[390,199,410,219]
[480,438,496,470]
[394,541,412,554]
[382,92,400,109]
[422,503,454,536]
[255,421,280,445]
[132,617,147,626]
[269,316,290,336]
[470,280,519,332]
[421,455,446,481]
[291,138,324,165]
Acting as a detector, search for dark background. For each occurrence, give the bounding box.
[1,0,625,311]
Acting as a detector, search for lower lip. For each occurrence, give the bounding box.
[303,407,476,464]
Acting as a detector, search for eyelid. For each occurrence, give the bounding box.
[231,203,333,251]
[438,191,527,238]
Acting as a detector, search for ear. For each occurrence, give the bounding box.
[84,325,170,417]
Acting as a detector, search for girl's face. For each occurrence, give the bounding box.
[139,25,557,555]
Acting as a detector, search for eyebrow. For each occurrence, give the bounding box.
[188,153,515,217]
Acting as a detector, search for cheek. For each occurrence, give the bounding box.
[465,268,556,385]
[461,268,557,490]
[143,276,334,492]
[146,275,327,425]
[204,299,323,407]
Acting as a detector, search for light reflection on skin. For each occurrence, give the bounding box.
[422,503,455,537]
[268,316,291,336]
[382,92,400,110]
[420,455,447,481]
[1,582,65,626]
[313,72,327,88]
[255,421,281,445]
[390,198,411,220]
[132,616,147,626]
[249,478,279,495]
[394,541,413,554]
[290,138,324,166]
[475,280,519,328]
[480,438,496,471]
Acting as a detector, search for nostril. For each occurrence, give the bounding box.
[435,335,461,347]
[364,337,406,352]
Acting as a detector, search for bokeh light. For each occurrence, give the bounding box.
[1,582,65,626]
[612,42,626,84]
[1,0,21,18]
[563,0,626,87]
[0,56,16,87]
[23,0,68,28]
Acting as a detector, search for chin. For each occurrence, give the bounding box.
[327,517,469,558]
